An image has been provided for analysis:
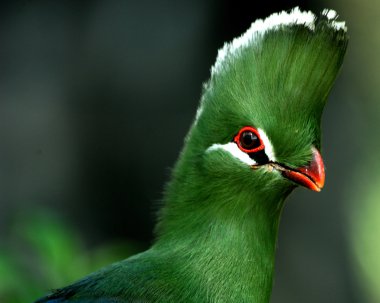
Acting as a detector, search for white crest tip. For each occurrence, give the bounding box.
[211,7,347,76]
[322,8,347,32]
[322,9,337,20]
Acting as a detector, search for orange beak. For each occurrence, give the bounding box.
[281,147,325,192]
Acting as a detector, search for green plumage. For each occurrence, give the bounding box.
[36,8,348,303]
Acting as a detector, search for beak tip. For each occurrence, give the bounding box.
[281,147,326,192]
[300,146,325,192]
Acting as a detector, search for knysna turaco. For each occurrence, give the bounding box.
[36,7,348,303]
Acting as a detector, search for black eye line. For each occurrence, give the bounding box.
[248,150,269,165]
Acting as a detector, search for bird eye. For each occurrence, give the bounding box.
[234,126,265,153]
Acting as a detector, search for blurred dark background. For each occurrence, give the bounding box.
[1,1,379,302]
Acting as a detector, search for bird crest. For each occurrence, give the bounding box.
[194,7,348,168]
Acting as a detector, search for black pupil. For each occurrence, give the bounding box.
[240,131,260,150]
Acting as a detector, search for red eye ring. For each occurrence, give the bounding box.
[234,126,265,153]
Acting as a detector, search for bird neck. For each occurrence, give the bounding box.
[154,154,289,302]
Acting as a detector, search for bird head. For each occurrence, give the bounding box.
[185,8,348,197]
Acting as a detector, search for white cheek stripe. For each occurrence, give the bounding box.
[207,142,257,166]
[206,128,276,166]
[257,128,275,162]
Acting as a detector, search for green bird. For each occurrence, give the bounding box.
[35,7,348,303]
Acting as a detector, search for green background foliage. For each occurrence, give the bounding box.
[0,212,139,303]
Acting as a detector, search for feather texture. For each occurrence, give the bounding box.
[35,8,348,303]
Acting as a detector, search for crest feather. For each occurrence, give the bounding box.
[211,7,347,76]
[192,7,348,166]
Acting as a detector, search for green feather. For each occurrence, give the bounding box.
[36,7,348,303]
